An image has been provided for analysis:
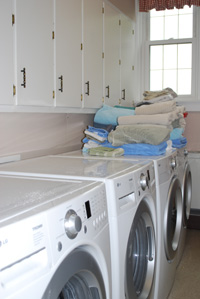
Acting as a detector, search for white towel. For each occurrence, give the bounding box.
[135,99,176,115]
[118,110,179,126]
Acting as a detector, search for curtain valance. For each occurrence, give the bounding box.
[139,0,200,12]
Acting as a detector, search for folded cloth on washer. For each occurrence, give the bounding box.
[135,100,176,115]
[87,141,167,156]
[118,110,179,126]
[170,128,184,140]
[108,124,171,146]
[172,137,187,148]
[143,94,174,104]
[172,114,186,129]
[88,147,124,157]
[94,104,135,126]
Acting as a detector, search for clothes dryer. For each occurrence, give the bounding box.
[0,175,111,299]
[0,157,157,299]
[176,147,192,266]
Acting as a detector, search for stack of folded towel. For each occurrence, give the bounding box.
[82,88,188,156]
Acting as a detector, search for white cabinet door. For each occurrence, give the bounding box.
[0,1,14,105]
[120,14,135,106]
[104,3,120,106]
[83,0,103,108]
[55,0,82,108]
[15,0,54,106]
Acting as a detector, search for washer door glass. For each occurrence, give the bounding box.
[42,249,106,299]
[183,163,192,223]
[125,199,156,299]
[164,176,182,261]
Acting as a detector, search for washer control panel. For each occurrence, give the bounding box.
[46,182,108,263]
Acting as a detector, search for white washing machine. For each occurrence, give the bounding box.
[0,157,157,299]
[176,147,192,266]
[0,175,111,299]
[55,150,183,299]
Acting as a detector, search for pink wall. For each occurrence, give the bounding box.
[0,113,94,160]
[184,112,200,152]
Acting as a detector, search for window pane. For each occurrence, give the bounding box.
[178,44,192,69]
[150,70,163,90]
[150,9,164,17]
[178,70,191,94]
[164,45,177,69]
[179,15,193,38]
[163,70,177,92]
[150,17,164,40]
[165,16,178,39]
[150,46,163,70]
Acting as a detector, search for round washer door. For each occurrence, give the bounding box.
[42,248,106,299]
[125,199,156,299]
[183,162,192,224]
[164,176,183,261]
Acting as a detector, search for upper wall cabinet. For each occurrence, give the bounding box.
[0,1,14,105]
[15,0,54,106]
[83,0,103,109]
[120,14,135,106]
[104,2,120,106]
[55,0,82,108]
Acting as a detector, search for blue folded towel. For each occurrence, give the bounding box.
[172,137,187,148]
[170,128,184,140]
[94,104,135,126]
[83,139,167,156]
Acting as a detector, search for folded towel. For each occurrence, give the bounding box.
[118,110,179,126]
[88,147,124,157]
[135,99,176,115]
[108,124,171,146]
[94,104,135,126]
[84,126,109,142]
[172,137,187,148]
[170,128,184,140]
[89,140,167,156]
[143,87,177,100]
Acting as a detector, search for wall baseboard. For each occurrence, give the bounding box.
[187,209,200,230]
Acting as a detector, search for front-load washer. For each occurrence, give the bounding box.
[57,149,183,299]
[0,156,157,299]
[176,147,192,266]
[0,175,111,299]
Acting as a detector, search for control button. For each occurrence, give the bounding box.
[57,242,62,252]
[64,209,82,239]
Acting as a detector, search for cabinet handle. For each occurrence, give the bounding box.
[122,89,126,100]
[58,75,63,92]
[21,68,26,88]
[85,81,90,95]
[106,85,110,98]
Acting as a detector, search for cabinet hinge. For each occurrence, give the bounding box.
[52,31,55,40]
[132,66,134,71]
[81,94,83,101]
[102,97,104,103]
[13,85,16,96]
[53,91,55,99]
[102,52,104,59]
[132,29,135,35]
[119,19,121,26]
[102,7,104,14]
[119,59,121,65]
[12,14,15,26]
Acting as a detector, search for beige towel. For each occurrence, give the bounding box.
[143,87,177,100]
[118,110,179,126]
[108,124,171,146]
[135,99,176,115]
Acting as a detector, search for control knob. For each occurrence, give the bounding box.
[64,209,82,239]
[171,158,176,169]
[140,173,148,190]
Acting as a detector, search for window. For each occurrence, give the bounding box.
[149,6,193,95]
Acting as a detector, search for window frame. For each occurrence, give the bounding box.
[139,5,200,111]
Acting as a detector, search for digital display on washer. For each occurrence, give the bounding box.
[85,200,92,219]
